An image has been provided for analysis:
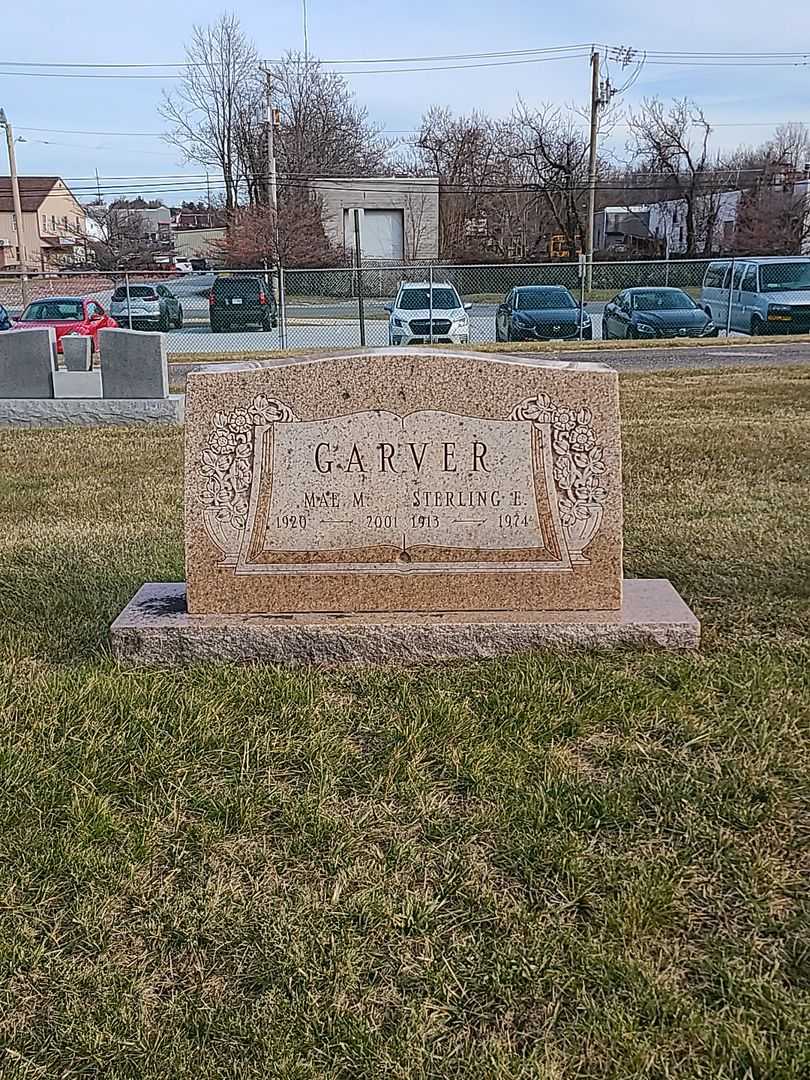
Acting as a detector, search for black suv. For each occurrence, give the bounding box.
[209,276,278,333]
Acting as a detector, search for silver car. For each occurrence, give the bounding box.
[387,281,470,345]
[700,257,810,335]
[110,283,184,331]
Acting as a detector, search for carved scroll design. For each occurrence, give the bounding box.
[509,395,608,562]
[199,396,298,555]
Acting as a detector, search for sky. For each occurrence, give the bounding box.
[2,0,810,204]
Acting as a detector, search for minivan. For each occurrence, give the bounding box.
[700,256,810,335]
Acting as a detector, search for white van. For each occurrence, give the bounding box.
[700,257,810,334]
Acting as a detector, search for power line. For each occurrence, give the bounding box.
[0,44,596,69]
[0,51,594,79]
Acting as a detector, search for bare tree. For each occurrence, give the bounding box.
[509,102,598,255]
[83,203,155,269]
[161,14,259,211]
[627,98,717,255]
[212,196,339,268]
[267,53,391,185]
[407,107,513,258]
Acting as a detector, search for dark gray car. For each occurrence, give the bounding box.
[603,288,717,339]
[495,286,592,341]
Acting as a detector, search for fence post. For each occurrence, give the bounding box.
[725,257,735,337]
[125,272,132,329]
[578,254,586,340]
[353,209,366,347]
[278,264,287,348]
[429,264,434,345]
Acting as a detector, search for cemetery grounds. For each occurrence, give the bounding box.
[0,365,808,1079]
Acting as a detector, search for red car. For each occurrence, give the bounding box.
[15,296,118,353]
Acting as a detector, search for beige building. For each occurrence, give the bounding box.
[174,227,226,261]
[0,176,87,270]
[309,177,440,262]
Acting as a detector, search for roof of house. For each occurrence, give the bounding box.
[0,176,63,213]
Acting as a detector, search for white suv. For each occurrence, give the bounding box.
[387,281,470,345]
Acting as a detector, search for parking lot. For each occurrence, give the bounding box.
[7,257,803,355]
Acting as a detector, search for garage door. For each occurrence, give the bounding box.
[343,208,404,260]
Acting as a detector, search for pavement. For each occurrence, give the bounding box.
[168,339,810,384]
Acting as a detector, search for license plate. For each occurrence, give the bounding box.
[230,297,243,305]
[769,314,791,321]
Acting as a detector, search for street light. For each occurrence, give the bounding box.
[0,107,29,302]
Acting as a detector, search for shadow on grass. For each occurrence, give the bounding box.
[1,532,808,665]
[0,536,184,663]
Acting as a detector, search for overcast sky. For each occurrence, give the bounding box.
[3,0,810,202]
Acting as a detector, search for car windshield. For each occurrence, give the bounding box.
[516,288,575,310]
[20,300,83,321]
[398,288,459,310]
[213,278,261,297]
[631,290,696,311]
[112,286,159,301]
[759,262,810,291]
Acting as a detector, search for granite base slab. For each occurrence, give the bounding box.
[110,579,700,665]
[0,394,184,428]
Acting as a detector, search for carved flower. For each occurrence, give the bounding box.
[558,498,578,527]
[209,427,236,455]
[569,425,596,452]
[553,407,576,432]
[232,458,252,492]
[230,493,249,525]
[573,475,607,504]
[227,407,252,435]
[554,455,577,490]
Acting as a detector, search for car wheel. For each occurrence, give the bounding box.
[751,315,765,336]
[175,306,184,330]
[627,326,637,340]
[602,323,610,340]
[159,310,170,332]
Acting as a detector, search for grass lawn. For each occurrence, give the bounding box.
[0,366,809,1079]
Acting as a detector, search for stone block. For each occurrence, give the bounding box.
[0,394,184,428]
[52,370,103,399]
[184,349,623,615]
[0,327,55,398]
[109,579,700,666]
[100,328,168,399]
[62,335,92,371]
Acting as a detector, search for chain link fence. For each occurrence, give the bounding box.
[2,256,807,357]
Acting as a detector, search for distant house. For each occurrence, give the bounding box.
[308,177,440,262]
[106,205,172,243]
[172,207,224,231]
[0,176,87,270]
[594,193,743,256]
[593,207,655,254]
[648,192,742,256]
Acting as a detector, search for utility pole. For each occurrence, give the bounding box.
[0,108,29,305]
[265,71,278,217]
[264,69,281,316]
[585,50,600,295]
